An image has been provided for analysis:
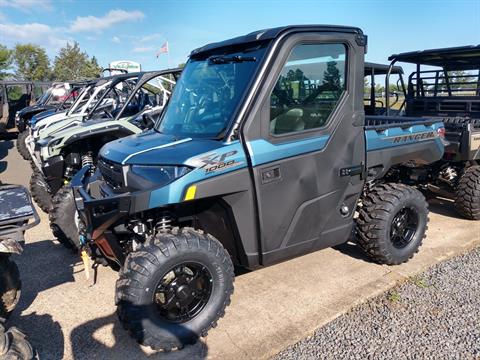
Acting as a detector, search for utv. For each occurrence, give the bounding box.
[0,81,51,134]
[27,73,145,211]
[27,75,134,147]
[0,184,39,359]
[386,45,480,219]
[44,69,180,248]
[72,25,445,350]
[16,82,86,160]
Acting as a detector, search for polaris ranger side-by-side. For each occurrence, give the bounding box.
[387,45,480,219]
[72,25,445,350]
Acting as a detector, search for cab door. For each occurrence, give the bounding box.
[242,33,366,265]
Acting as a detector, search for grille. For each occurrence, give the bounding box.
[98,156,124,190]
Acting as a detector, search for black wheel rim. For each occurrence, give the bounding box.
[390,207,419,249]
[154,262,213,323]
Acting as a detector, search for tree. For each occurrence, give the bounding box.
[53,42,101,81]
[0,44,12,79]
[13,44,51,81]
[323,61,342,97]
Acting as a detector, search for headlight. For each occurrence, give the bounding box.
[49,138,63,148]
[127,165,191,189]
[36,137,52,147]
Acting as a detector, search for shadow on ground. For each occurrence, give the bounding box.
[427,196,465,220]
[70,313,208,360]
[333,197,463,262]
[8,239,79,359]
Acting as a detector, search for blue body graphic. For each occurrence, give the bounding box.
[366,122,444,153]
[97,120,444,210]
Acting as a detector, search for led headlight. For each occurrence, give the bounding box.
[49,138,63,148]
[36,137,53,147]
[127,165,191,190]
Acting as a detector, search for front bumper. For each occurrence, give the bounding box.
[72,166,137,236]
[27,135,43,173]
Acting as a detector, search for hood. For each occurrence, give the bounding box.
[18,104,55,117]
[100,130,224,166]
[31,109,58,124]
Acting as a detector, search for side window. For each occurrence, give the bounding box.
[7,85,26,102]
[270,43,347,135]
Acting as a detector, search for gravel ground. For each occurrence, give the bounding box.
[275,248,480,360]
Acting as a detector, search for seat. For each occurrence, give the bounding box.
[270,108,305,134]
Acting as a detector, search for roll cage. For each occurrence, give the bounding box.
[385,45,480,116]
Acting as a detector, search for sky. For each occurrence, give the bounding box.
[0,0,479,73]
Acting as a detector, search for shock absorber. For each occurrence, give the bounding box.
[156,212,172,233]
[81,152,95,173]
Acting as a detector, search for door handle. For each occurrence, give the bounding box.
[261,166,281,184]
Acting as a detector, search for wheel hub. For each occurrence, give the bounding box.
[390,207,419,249]
[154,263,212,323]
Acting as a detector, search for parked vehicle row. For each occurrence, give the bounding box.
[10,25,480,353]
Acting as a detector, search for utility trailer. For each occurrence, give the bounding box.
[72,25,445,351]
[386,45,480,219]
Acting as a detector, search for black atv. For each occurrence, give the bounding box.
[0,184,39,359]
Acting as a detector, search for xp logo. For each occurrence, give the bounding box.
[197,150,243,174]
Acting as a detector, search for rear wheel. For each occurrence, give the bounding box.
[0,256,21,318]
[116,228,234,351]
[29,171,53,213]
[16,130,30,160]
[50,185,80,250]
[356,183,428,265]
[454,165,480,220]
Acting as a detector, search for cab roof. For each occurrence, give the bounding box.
[388,45,480,70]
[191,25,366,56]
[364,62,403,76]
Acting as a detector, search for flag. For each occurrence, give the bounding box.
[156,41,169,57]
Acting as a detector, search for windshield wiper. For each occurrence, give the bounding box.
[208,55,256,64]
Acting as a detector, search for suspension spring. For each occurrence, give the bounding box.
[156,213,172,233]
[81,152,95,173]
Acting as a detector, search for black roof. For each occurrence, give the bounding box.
[364,62,403,76]
[388,45,480,70]
[191,25,366,56]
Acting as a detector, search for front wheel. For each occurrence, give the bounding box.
[356,183,428,265]
[454,165,480,220]
[116,228,234,351]
[0,256,21,318]
[16,130,30,161]
[49,185,81,250]
[29,171,53,213]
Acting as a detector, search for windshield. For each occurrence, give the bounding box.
[37,89,51,105]
[155,42,268,138]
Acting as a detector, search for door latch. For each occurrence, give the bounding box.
[339,164,364,178]
[261,166,281,184]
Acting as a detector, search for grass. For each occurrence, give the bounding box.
[387,291,401,303]
[408,275,430,289]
